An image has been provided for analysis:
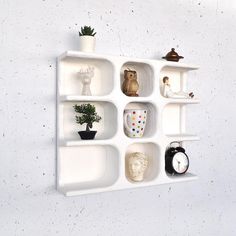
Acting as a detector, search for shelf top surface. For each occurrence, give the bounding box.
[58,50,199,71]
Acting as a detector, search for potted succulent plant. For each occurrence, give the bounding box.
[79,25,97,52]
[74,103,101,140]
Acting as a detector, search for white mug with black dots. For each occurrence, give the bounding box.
[124,109,147,138]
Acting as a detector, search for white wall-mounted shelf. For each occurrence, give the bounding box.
[57,51,200,196]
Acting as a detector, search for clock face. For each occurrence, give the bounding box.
[172,152,189,174]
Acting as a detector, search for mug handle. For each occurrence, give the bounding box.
[124,113,132,133]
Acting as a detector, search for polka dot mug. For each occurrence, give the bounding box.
[124,109,147,138]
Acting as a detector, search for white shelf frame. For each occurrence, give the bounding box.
[57,51,200,196]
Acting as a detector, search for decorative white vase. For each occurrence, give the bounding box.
[79,36,95,52]
[78,66,94,96]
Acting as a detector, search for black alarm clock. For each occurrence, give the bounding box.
[165,143,189,175]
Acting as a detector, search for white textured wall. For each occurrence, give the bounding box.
[0,0,236,235]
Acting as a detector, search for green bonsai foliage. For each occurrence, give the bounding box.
[79,26,96,36]
[74,104,101,132]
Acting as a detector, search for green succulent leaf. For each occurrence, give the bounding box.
[79,25,97,36]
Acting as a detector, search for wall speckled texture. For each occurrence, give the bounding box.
[0,0,236,235]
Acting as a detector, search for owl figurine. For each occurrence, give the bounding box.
[122,69,139,96]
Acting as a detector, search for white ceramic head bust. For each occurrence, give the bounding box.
[127,152,149,182]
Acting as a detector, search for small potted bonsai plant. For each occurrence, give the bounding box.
[79,25,96,52]
[73,103,101,140]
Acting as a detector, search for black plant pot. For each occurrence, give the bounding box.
[78,131,97,140]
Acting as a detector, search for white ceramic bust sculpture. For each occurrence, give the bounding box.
[127,152,149,182]
[162,76,194,99]
[78,66,94,96]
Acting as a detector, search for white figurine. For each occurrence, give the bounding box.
[78,66,94,96]
[162,76,194,99]
[127,152,149,182]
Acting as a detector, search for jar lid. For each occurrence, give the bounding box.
[162,48,184,62]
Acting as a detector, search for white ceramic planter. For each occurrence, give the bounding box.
[79,36,95,52]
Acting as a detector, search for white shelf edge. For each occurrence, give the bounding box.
[164,98,200,105]
[58,51,199,71]
[59,139,114,147]
[58,51,111,61]
[58,184,117,197]
[122,96,156,102]
[59,95,153,103]
[57,173,198,196]
[160,60,199,71]
[166,134,200,142]
[123,137,160,144]
[165,172,198,183]
[60,136,161,147]
[59,95,112,102]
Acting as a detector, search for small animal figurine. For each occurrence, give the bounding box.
[122,69,139,96]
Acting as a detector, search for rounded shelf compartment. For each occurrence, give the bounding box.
[162,104,197,136]
[59,101,118,142]
[59,56,114,96]
[162,103,185,135]
[123,102,157,138]
[58,145,120,194]
[164,142,197,181]
[159,65,196,98]
[125,142,161,183]
[120,61,154,97]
